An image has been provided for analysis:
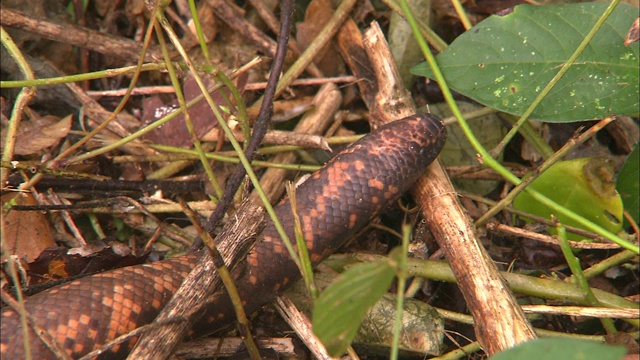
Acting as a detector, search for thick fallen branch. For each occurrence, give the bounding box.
[362,22,537,355]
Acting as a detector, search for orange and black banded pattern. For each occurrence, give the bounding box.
[1,114,446,359]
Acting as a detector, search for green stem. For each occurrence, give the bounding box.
[147,144,320,172]
[187,0,211,64]
[556,223,618,334]
[390,224,412,360]
[476,117,614,226]
[495,0,622,155]
[154,15,222,198]
[399,0,638,254]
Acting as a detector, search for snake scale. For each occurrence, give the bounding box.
[1,114,446,359]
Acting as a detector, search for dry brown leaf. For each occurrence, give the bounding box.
[1,192,55,262]
[624,17,639,46]
[3,114,72,155]
[141,74,247,147]
[296,0,345,76]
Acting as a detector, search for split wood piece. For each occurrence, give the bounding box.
[362,22,537,355]
[0,8,162,62]
[127,83,342,359]
[335,17,378,112]
[276,295,335,360]
[204,129,330,151]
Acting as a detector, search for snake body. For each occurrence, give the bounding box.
[1,114,446,359]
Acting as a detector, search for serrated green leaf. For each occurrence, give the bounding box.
[617,143,639,226]
[411,3,639,121]
[312,259,395,356]
[490,338,626,360]
[513,158,624,240]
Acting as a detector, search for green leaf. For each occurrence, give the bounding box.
[513,158,624,240]
[411,3,639,121]
[388,0,432,86]
[617,143,639,227]
[490,338,626,360]
[312,258,395,356]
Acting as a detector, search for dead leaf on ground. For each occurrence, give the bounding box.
[141,73,247,148]
[296,0,345,76]
[25,243,148,286]
[2,114,72,155]
[1,192,55,262]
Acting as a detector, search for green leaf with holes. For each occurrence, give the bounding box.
[312,257,395,356]
[513,158,623,240]
[411,3,639,121]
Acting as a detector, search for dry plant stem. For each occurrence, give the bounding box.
[178,200,260,359]
[65,77,156,157]
[362,24,415,126]
[113,148,320,172]
[438,341,483,360]
[207,0,278,56]
[209,130,330,151]
[271,0,358,100]
[146,143,216,180]
[154,16,222,197]
[26,6,161,193]
[246,0,324,78]
[627,211,640,241]
[45,191,86,246]
[0,8,162,62]
[362,22,536,355]
[520,305,639,319]
[486,223,621,250]
[414,161,537,353]
[275,296,335,360]
[64,58,260,165]
[126,83,341,360]
[433,307,613,341]
[175,338,295,358]
[114,197,194,249]
[129,2,296,358]
[77,200,215,215]
[246,76,358,90]
[196,0,295,248]
[85,76,357,96]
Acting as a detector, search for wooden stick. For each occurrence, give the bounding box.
[362,21,537,355]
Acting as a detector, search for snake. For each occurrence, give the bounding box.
[1,113,446,359]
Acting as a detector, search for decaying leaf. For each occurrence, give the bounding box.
[2,192,55,262]
[3,114,72,155]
